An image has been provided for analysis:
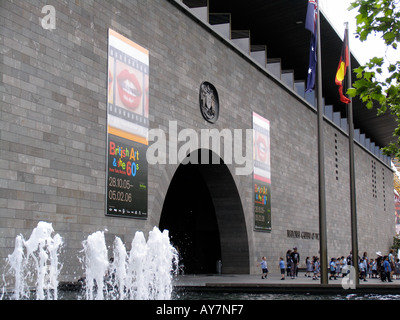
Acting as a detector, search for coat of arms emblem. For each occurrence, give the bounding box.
[199,82,219,123]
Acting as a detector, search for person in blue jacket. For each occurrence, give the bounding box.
[382,255,393,282]
[279,257,285,280]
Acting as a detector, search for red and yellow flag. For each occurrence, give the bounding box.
[335,30,351,104]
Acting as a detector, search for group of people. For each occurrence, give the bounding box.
[284,247,301,280]
[258,248,400,282]
[327,250,400,283]
[283,248,323,281]
[257,247,302,280]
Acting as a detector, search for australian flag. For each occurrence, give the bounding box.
[305,0,318,92]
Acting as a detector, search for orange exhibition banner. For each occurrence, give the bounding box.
[106,29,149,219]
[253,112,271,232]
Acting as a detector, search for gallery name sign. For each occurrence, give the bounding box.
[287,230,320,240]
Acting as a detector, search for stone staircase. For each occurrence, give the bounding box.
[178,0,390,165]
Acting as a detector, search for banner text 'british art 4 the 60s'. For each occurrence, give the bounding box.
[106,29,149,219]
[253,112,271,231]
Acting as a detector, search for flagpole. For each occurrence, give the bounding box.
[316,0,328,285]
[345,22,359,288]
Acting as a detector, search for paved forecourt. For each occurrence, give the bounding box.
[174,272,400,294]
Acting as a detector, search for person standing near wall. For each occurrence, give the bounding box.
[279,257,286,280]
[305,256,312,277]
[258,256,268,279]
[286,250,292,277]
[329,257,337,280]
[313,256,320,280]
[388,249,395,280]
[290,247,300,279]
[383,255,393,282]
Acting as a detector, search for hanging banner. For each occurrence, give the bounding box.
[395,192,400,234]
[106,29,149,219]
[253,112,271,231]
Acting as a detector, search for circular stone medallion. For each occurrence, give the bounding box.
[199,81,219,123]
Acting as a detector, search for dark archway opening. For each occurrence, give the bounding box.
[159,149,250,275]
[159,158,222,274]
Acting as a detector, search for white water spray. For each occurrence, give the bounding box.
[80,226,178,300]
[111,236,128,300]
[3,222,178,300]
[6,235,25,299]
[128,230,149,299]
[81,231,109,300]
[3,222,63,300]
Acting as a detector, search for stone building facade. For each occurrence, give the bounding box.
[0,0,394,280]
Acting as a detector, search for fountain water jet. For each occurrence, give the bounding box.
[81,226,178,300]
[110,236,128,300]
[2,222,178,300]
[3,222,63,300]
[81,230,109,300]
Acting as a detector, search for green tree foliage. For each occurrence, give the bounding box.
[392,234,400,250]
[348,0,400,157]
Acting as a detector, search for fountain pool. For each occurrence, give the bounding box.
[2,222,399,301]
[1,222,178,300]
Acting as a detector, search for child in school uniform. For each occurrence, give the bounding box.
[305,257,312,277]
[279,257,285,280]
[258,256,268,279]
[359,258,367,282]
[335,257,341,277]
[329,258,337,280]
[395,258,400,280]
[313,257,320,280]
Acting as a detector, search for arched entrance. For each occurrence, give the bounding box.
[159,149,249,274]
